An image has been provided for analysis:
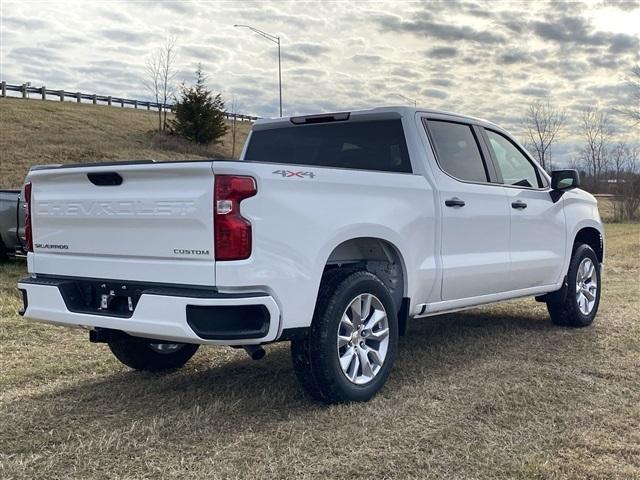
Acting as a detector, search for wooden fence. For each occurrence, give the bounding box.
[0,81,259,122]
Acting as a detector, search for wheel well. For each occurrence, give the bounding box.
[574,227,603,263]
[325,237,406,310]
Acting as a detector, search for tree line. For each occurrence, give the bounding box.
[521,66,639,221]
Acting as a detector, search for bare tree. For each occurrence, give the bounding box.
[144,52,162,131]
[568,156,583,172]
[578,107,613,188]
[160,36,178,131]
[226,95,239,158]
[521,100,567,172]
[144,35,178,132]
[616,65,640,126]
[610,142,629,182]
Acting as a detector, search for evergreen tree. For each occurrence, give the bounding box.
[171,65,227,144]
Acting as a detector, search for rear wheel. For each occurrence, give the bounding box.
[291,269,398,404]
[108,338,199,371]
[547,243,601,327]
[0,236,8,260]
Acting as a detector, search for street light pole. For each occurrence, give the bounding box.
[277,36,282,118]
[234,24,283,117]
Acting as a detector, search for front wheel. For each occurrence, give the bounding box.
[108,338,199,371]
[547,243,601,327]
[291,269,398,404]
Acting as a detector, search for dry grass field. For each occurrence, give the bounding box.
[0,97,251,189]
[0,223,638,480]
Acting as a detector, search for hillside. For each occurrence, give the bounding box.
[0,98,252,188]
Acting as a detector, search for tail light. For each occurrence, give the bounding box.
[214,175,257,260]
[23,181,33,252]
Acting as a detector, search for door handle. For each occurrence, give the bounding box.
[445,197,465,207]
[511,200,527,210]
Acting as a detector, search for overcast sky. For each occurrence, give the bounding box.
[1,0,639,165]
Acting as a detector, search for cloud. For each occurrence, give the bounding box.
[430,78,454,87]
[168,26,195,36]
[537,58,592,80]
[390,67,420,77]
[236,7,325,30]
[261,42,331,65]
[352,54,383,64]
[275,51,308,64]
[497,50,531,64]
[9,47,62,62]
[421,88,449,99]
[100,29,156,44]
[103,45,149,57]
[21,66,75,86]
[589,54,621,69]
[601,0,640,11]
[158,2,199,15]
[532,15,639,53]
[586,82,634,100]
[59,35,85,45]
[287,67,328,77]
[517,86,551,97]
[2,16,49,29]
[289,42,330,57]
[182,45,227,63]
[233,86,268,98]
[99,10,131,23]
[372,11,506,43]
[608,33,639,53]
[76,65,144,87]
[426,46,459,59]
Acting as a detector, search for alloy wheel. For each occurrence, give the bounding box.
[337,293,390,385]
[576,257,598,315]
[148,343,184,354]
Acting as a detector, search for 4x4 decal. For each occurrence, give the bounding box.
[272,169,315,179]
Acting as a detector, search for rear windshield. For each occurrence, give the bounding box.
[244,119,412,173]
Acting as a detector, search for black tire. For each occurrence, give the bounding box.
[0,236,8,261]
[108,339,199,371]
[291,269,399,404]
[547,243,601,327]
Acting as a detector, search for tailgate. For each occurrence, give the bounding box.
[29,161,216,286]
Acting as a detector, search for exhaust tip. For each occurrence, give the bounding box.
[243,345,266,360]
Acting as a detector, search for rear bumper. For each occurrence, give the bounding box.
[17,276,280,345]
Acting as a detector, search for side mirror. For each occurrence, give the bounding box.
[551,169,580,191]
[550,169,580,202]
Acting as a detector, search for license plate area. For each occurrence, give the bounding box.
[58,279,144,318]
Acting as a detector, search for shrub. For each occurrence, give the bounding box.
[170,66,227,144]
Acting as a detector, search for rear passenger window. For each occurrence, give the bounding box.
[426,120,488,183]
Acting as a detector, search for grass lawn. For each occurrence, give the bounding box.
[0,223,638,479]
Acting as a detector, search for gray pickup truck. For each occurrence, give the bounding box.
[0,189,25,258]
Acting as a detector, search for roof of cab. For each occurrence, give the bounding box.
[252,106,501,131]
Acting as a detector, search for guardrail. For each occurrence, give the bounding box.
[0,81,259,122]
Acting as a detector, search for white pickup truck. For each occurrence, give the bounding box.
[18,107,604,403]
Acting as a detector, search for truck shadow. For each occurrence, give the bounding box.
[3,303,596,438]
